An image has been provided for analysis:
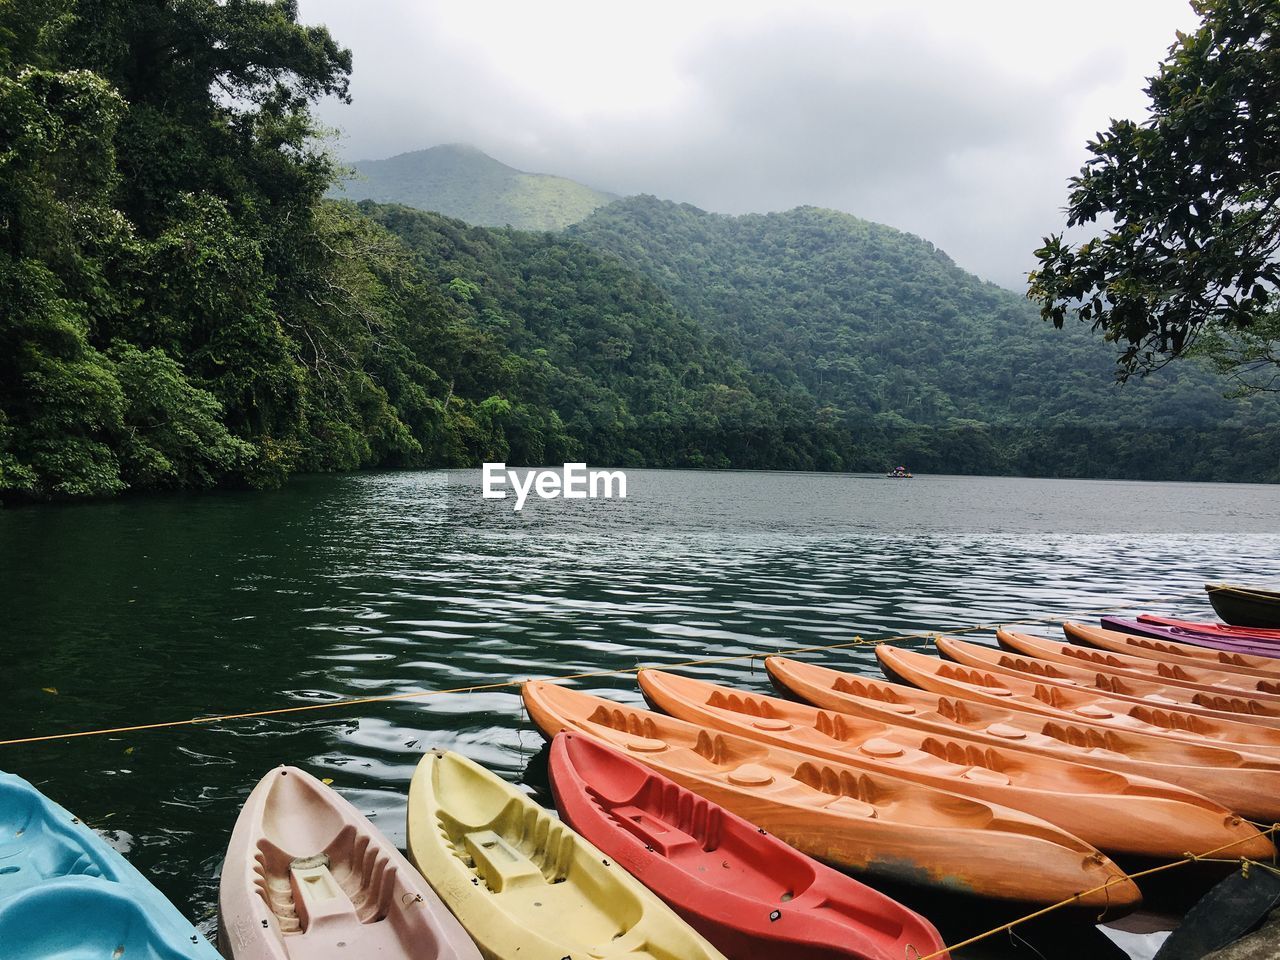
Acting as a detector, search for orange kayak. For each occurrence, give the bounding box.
[999,629,1280,699]
[887,641,1280,760]
[1065,621,1280,680]
[936,635,1280,731]
[766,655,1280,823]
[521,680,1140,909]
[636,668,1271,861]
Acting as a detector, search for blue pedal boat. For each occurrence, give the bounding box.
[0,770,220,958]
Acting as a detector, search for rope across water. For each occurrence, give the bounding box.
[0,597,1180,749]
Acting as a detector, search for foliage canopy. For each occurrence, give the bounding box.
[1030,0,1280,389]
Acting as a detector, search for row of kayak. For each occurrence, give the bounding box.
[8,602,1280,960]
[3,745,950,959]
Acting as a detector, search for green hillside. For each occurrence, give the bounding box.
[567,197,1280,478]
[4,0,1276,501]
[335,144,618,231]
[361,203,843,469]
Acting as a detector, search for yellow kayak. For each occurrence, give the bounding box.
[407,749,728,960]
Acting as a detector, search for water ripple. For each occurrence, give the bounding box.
[1,469,1278,942]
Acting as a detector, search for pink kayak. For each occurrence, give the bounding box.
[1100,617,1280,658]
[1138,614,1280,643]
[219,766,482,960]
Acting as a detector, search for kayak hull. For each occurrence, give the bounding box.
[218,766,480,960]
[936,635,1280,735]
[0,770,220,959]
[408,748,727,960]
[997,629,1280,699]
[1066,622,1280,680]
[1207,584,1280,629]
[766,655,1280,825]
[522,680,1141,910]
[1138,615,1280,643]
[550,731,948,960]
[1101,617,1280,658]
[637,668,1270,862]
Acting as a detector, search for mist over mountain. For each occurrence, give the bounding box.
[333,144,618,231]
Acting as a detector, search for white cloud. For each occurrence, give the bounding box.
[300,0,1202,289]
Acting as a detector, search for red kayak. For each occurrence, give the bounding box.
[1138,614,1280,643]
[548,732,949,960]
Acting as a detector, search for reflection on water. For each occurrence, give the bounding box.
[2,469,1279,946]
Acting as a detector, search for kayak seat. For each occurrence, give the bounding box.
[0,787,115,901]
[1074,705,1114,720]
[1154,663,1194,681]
[1032,685,1072,707]
[917,737,1013,786]
[705,690,792,729]
[463,830,545,893]
[1129,705,1205,732]
[608,805,700,858]
[1193,692,1264,715]
[253,829,396,940]
[586,705,662,741]
[287,853,364,933]
[832,676,915,712]
[791,764,878,818]
[982,722,1027,740]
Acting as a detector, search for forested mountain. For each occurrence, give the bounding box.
[2,2,1275,502]
[569,197,1280,478]
[335,145,618,231]
[361,203,847,469]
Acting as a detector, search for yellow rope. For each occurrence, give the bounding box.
[916,824,1280,960]
[0,600,1167,749]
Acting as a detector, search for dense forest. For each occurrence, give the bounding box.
[568,198,1280,479]
[1,1,1275,502]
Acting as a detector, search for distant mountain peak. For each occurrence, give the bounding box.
[333,144,618,232]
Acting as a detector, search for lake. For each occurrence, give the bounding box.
[2,469,1279,954]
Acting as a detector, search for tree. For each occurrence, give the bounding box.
[1029,0,1280,387]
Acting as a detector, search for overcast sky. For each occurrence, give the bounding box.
[297,0,1200,290]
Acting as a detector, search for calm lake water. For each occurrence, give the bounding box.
[2,469,1279,955]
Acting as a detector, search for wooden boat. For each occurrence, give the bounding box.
[766,655,1280,824]
[636,668,1271,861]
[887,642,1280,760]
[521,680,1141,909]
[0,770,222,959]
[549,731,948,960]
[1100,616,1280,657]
[1065,621,1280,680]
[407,748,727,960]
[935,635,1280,732]
[1208,583,1280,629]
[1138,614,1280,643]
[997,629,1280,699]
[218,766,480,960]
